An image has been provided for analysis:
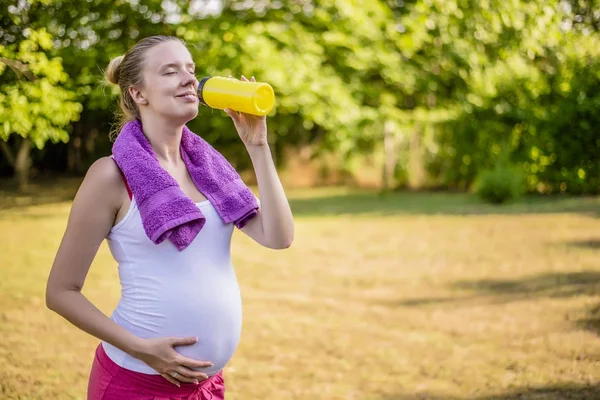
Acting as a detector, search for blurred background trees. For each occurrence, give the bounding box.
[1,0,599,200]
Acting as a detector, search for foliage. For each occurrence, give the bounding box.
[474,161,527,204]
[0,26,81,148]
[1,0,599,194]
[418,0,600,194]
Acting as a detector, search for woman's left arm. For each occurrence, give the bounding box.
[241,143,294,249]
[225,75,294,249]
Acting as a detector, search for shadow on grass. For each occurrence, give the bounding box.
[382,383,600,399]
[576,303,600,336]
[287,190,600,217]
[473,383,600,400]
[378,394,449,400]
[388,272,600,336]
[394,272,600,307]
[2,178,599,217]
[566,239,600,250]
[453,271,600,297]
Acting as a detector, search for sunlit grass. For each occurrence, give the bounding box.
[1,183,600,399]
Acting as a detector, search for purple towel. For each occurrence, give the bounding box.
[111,119,258,251]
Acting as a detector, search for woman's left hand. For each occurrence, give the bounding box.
[224,75,268,147]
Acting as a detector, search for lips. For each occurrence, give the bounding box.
[176,92,198,101]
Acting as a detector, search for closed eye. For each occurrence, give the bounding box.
[164,70,194,75]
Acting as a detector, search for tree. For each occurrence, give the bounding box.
[0,18,81,190]
[4,0,600,195]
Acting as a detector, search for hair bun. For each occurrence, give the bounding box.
[106,55,124,85]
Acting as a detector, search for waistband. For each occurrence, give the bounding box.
[95,342,224,398]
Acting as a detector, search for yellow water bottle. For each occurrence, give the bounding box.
[197,76,275,116]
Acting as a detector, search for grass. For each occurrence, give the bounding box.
[1,179,600,399]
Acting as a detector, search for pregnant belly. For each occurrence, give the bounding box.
[165,298,242,376]
[113,275,243,376]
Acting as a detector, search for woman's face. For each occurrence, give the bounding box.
[134,41,199,124]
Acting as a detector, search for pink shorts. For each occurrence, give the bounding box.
[87,343,225,400]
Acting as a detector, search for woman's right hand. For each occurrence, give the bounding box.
[133,336,213,387]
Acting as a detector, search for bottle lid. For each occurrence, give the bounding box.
[197,76,212,105]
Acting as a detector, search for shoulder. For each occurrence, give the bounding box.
[77,156,126,207]
[85,157,123,187]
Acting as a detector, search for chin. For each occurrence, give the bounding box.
[182,110,199,123]
[167,110,199,125]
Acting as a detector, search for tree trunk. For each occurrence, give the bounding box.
[382,120,399,191]
[0,140,16,168]
[15,137,31,192]
[67,136,84,174]
[408,124,426,190]
[67,119,85,174]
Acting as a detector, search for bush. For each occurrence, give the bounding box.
[474,163,526,204]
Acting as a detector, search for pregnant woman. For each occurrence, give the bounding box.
[45,35,294,399]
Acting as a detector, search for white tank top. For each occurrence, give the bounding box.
[101,197,242,376]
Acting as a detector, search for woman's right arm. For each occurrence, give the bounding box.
[45,157,211,386]
[46,157,145,356]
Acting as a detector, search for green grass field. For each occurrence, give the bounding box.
[2,179,600,399]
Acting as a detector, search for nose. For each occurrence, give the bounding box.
[182,71,198,90]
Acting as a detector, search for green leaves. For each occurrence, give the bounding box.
[0,25,81,149]
[1,0,599,193]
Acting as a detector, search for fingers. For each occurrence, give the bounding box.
[228,74,256,82]
[161,368,208,386]
[154,337,214,387]
[178,355,214,369]
[170,336,197,347]
[174,365,209,382]
[161,373,181,387]
[228,74,245,81]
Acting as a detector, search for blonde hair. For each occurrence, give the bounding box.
[105,35,185,138]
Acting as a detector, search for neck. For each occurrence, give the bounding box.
[139,113,184,163]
